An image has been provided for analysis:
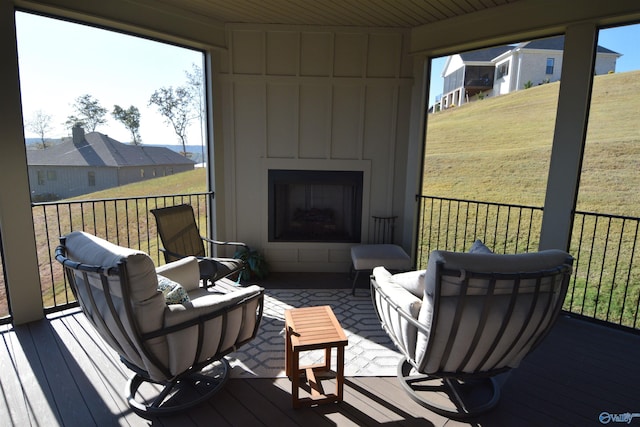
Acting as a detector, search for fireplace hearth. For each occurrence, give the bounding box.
[268,170,363,243]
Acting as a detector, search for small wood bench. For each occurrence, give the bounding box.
[284,305,348,408]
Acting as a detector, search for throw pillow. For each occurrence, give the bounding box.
[390,269,426,298]
[469,239,493,254]
[157,275,190,304]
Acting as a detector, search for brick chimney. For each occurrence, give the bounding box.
[72,124,85,145]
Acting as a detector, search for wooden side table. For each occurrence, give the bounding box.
[284,305,348,408]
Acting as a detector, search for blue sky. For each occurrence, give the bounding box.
[15,12,639,140]
[428,23,640,108]
[16,12,203,145]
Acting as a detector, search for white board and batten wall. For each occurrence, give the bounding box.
[214,25,419,272]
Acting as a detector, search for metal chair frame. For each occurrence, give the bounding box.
[56,239,264,416]
[371,256,573,418]
[151,204,248,285]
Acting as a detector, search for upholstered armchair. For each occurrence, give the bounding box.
[371,245,573,418]
[56,231,264,416]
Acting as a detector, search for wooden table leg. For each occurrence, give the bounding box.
[336,346,345,401]
[284,306,348,408]
[285,325,292,379]
[324,347,331,371]
[291,349,300,408]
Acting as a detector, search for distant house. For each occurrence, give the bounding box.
[438,35,621,110]
[27,126,195,200]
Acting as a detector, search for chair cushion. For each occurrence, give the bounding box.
[64,231,159,303]
[199,257,245,282]
[351,244,411,270]
[426,249,571,296]
[372,267,422,360]
[415,249,572,373]
[156,256,201,291]
[157,275,190,304]
[469,239,493,254]
[379,240,488,304]
[390,269,426,298]
[164,284,263,375]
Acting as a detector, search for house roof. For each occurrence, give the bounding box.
[457,35,620,66]
[27,132,195,167]
[459,45,514,62]
[519,35,620,55]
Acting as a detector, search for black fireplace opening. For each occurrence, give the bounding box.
[268,169,363,243]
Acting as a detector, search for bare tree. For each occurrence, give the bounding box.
[112,105,142,144]
[185,63,205,161]
[26,110,53,149]
[67,94,107,132]
[148,86,193,155]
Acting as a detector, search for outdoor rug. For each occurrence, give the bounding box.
[227,289,403,378]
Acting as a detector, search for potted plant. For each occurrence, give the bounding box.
[234,246,269,282]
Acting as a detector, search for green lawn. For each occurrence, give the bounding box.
[424,69,640,217]
[423,70,640,328]
[67,167,208,200]
[33,168,209,310]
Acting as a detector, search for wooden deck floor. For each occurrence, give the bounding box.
[2,273,639,426]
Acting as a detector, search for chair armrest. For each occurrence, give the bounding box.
[158,285,264,334]
[158,247,189,262]
[372,276,423,323]
[371,274,426,362]
[156,256,201,291]
[201,236,248,248]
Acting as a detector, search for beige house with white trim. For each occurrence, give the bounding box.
[439,35,621,109]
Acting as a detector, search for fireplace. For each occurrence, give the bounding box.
[268,170,363,242]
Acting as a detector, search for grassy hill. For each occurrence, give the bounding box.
[67,168,207,200]
[29,168,209,311]
[424,70,640,217]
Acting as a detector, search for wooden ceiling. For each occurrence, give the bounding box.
[146,0,523,28]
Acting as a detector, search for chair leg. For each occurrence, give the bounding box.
[351,270,361,295]
[396,358,501,419]
[126,358,230,417]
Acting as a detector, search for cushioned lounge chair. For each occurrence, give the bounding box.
[151,204,247,285]
[371,248,573,418]
[56,231,264,416]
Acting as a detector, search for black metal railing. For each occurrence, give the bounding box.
[415,195,544,263]
[31,192,213,314]
[416,195,640,331]
[568,211,639,329]
[4,192,638,332]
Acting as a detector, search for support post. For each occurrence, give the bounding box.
[0,4,44,324]
[539,23,598,251]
